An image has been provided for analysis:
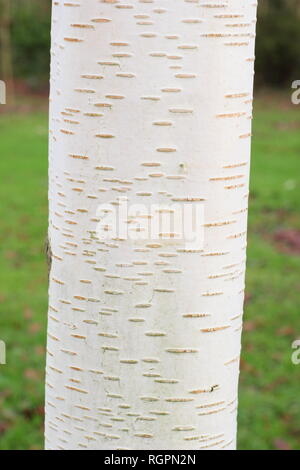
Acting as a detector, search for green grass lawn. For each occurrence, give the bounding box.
[0,93,299,450]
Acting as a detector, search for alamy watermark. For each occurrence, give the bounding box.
[0,340,6,365]
[291,340,300,365]
[0,80,6,105]
[95,198,205,251]
[291,80,300,105]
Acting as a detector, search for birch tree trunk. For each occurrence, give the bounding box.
[46,0,257,450]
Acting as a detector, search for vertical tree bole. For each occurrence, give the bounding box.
[46,0,257,450]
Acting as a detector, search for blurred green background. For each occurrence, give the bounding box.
[0,0,299,450]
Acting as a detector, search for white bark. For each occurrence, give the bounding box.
[46,0,257,450]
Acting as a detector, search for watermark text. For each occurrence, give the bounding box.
[95,198,204,251]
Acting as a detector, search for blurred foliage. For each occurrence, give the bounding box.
[0,0,299,89]
[256,0,300,87]
[10,0,51,89]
